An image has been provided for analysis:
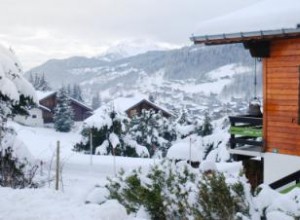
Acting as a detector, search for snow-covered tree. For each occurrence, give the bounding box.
[65,84,84,102]
[91,92,101,110]
[201,113,213,136]
[128,109,169,156]
[177,107,191,125]
[72,84,83,102]
[28,73,51,91]
[0,45,38,188]
[54,87,74,132]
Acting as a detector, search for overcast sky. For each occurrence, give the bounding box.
[0,0,260,70]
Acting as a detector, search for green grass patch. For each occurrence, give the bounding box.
[280,183,300,194]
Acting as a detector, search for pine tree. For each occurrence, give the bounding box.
[148,94,155,103]
[201,113,213,136]
[177,107,191,125]
[39,73,51,91]
[91,93,101,110]
[54,87,74,132]
[128,109,167,156]
[28,73,51,91]
[0,46,38,188]
[72,84,83,102]
[66,84,72,97]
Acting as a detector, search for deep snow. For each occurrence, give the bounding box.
[2,121,300,220]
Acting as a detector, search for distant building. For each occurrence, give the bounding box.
[39,91,93,123]
[125,98,173,118]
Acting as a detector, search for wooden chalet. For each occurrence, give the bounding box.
[39,92,93,123]
[191,0,300,188]
[125,99,173,118]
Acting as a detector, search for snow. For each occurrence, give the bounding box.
[123,136,150,158]
[85,96,144,129]
[266,211,294,220]
[0,44,36,102]
[136,64,250,96]
[2,131,34,163]
[95,140,109,155]
[2,119,300,219]
[167,141,203,161]
[85,186,109,204]
[194,0,300,36]
[2,121,155,220]
[0,188,128,220]
[109,132,120,148]
[200,160,217,173]
[36,90,55,100]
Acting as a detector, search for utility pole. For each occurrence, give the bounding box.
[189,137,192,165]
[55,141,60,191]
[90,129,93,166]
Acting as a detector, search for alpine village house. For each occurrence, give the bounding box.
[191,0,300,189]
[15,91,93,126]
[39,91,93,123]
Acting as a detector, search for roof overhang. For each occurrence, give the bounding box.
[190,28,300,58]
[190,28,300,45]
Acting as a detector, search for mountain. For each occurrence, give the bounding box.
[96,39,181,62]
[26,43,262,119]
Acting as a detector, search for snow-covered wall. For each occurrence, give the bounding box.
[14,108,43,127]
[264,152,300,184]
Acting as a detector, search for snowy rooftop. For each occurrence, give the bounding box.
[191,0,300,44]
[36,91,55,100]
[124,98,173,117]
[36,90,92,111]
[84,96,146,128]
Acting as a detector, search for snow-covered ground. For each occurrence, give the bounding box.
[0,122,155,220]
[2,121,300,220]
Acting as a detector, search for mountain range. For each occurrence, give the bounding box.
[26,40,262,118]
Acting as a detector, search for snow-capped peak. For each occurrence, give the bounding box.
[97,39,181,61]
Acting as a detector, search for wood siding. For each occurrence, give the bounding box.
[39,93,92,123]
[264,38,300,156]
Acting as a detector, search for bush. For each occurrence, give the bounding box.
[0,147,38,188]
[106,160,196,219]
[106,160,255,220]
[194,173,251,220]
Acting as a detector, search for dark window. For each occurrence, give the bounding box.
[32,114,37,119]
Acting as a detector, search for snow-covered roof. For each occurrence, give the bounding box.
[83,97,141,128]
[38,104,51,112]
[36,91,56,100]
[125,98,173,117]
[191,0,300,44]
[112,96,146,112]
[37,90,92,111]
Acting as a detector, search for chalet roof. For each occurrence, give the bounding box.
[191,0,300,45]
[38,104,51,112]
[125,98,173,117]
[38,91,92,111]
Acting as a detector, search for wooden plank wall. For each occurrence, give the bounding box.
[264,38,300,155]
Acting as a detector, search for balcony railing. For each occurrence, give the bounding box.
[229,115,263,151]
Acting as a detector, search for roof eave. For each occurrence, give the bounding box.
[191,28,300,45]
